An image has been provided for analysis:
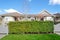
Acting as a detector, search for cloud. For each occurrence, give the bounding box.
[4,9,20,13]
[49,0,60,5]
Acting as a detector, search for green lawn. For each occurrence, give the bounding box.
[1,34,60,40]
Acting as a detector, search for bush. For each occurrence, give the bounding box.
[8,21,54,34]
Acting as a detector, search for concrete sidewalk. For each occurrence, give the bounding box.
[0,34,7,39]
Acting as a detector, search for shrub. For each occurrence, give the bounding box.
[8,21,54,34]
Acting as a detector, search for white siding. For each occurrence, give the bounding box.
[44,17,53,21]
[2,16,15,24]
[19,17,35,21]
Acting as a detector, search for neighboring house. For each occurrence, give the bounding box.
[0,10,54,24]
[0,12,21,24]
[37,10,54,21]
[54,13,60,22]
[20,14,37,21]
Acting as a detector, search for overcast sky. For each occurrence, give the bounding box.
[0,0,60,14]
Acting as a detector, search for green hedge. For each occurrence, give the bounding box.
[8,21,54,34]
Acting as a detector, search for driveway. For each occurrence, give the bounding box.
[54,23,60,35]
[0,24,8,39]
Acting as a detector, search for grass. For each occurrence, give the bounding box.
[1,34,60,40]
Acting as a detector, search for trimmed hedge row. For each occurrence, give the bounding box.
[8,21,54,34]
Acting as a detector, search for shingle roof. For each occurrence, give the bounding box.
[37,10,53,18]
[1,12,22,17]
[21,14,37,17]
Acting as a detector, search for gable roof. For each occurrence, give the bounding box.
[38,10,53,17]
[0,12,22,17]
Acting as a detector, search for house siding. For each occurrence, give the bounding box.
[44,17,54,21]
[2,16,15,24]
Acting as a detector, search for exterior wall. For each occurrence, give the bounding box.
[36,18,40,21]
[44,17,54,21]
[54,16,60,22]
[55,18,60,22]
[19,17,35,21]
[2,16,15,24]
[29,17,35,21]
[1,16,54,24]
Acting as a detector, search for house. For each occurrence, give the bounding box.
[0,10,54,24]
[54,13,60,22]
[0,12,21,24]
[18,14,37,21]
[37,10,54,21]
